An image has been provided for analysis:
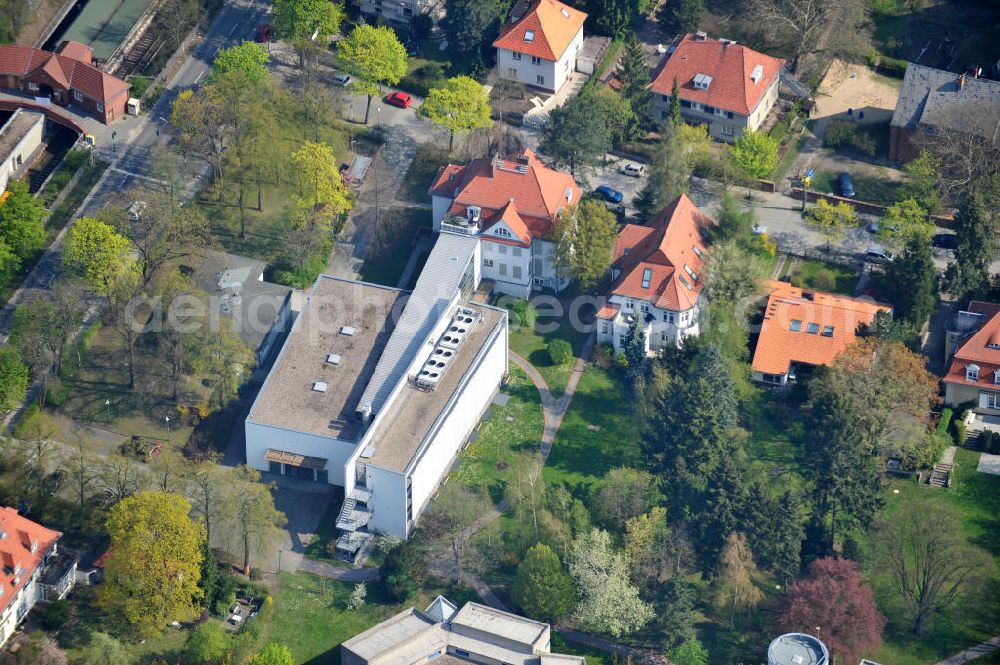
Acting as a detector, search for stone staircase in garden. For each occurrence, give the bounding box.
[928,446,957,488]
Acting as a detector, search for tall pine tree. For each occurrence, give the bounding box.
[617,34,652,136]
[945,174,998,301]
[882,234,936,326]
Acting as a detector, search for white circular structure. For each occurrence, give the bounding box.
[768,633,830,665]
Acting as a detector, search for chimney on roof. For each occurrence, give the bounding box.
[694,31,708,41]
[959,73,966,90]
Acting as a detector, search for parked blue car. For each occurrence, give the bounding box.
[594,185,624,204]
[838,172,855,198]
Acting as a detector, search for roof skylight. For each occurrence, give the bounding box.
[524,30,535,42]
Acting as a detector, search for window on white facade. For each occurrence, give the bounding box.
[512,52,522,61]
[995,369,1000,385]
[531,55,542,65]
[536,75,545,85]
[967,364,980,381]
[984,391,1000,410]
[508,68,517,77]
[714,108,725,116]
[27,82,38,91]
[512,266,522,279]
[73,90,84,102]
[690,102,701,111]
[602,323,610,333]
[494,227,512,237]
[721,125,736,137]
[498,243,508,254]
[512,247,522,257]
[483,258,494,267]
[641,303,650,313]
[664,312,674,323]
[499,263,508,277]
[625,299,634,310]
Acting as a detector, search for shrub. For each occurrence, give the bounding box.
[955,419,967,447]
[39,598,72,630]
[13,403,40,439]
[936,408,953,435]
[810,268,837,292]
[507,299,537,331]
[45,377,72,407]
[547,339,572,365]
[823,121,878,156]
[979,430,999,454]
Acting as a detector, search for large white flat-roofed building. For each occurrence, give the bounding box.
[245,232,508,558]
[342,597,584,665]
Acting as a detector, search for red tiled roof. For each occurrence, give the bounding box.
[57,41,93,63]
[0,507,60,617]
[650,33,784,116]
[943,301,1000,390]
[596,302,620,320]
[609,194,711,311]
[0,44,129,106]
[751,281,890,376]
[431,149,580,245]
[492,0,587,62]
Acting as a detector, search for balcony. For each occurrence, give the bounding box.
[441,219,480,236]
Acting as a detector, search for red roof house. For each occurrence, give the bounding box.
[0,41,129,124]
[492,0,587,92]
[944,301,1000,415]
[0,507,65,646]
[597,194,712,352]
[649,33,784,141]
[751,281,890,385]
[429,148,581,297]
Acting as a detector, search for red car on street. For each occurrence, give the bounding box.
[255,23,271,43]
[385,91,412,109]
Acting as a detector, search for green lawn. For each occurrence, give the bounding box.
[873,448,1000,665]
[302,488,349,565]
[507,298,592,398]
[743,391,808,495]
[811,170,905,206]
[542,365,641,500]
[784,258,860,295]
[357,207,431,288]
[452,366,544,501]
[270,571,403,665]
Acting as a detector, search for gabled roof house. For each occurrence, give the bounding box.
[492,0,587,93]
[429,148,580,297]
[0,507,75,647]
[751,281,890,386]
[597,194,711,354]
[0,41,129,124]
[943,301,1000,415]
[649,32,784,142]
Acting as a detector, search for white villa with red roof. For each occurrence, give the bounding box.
[492,0,587,93]
[429,148,580,298]
[944,301,1000,416]
[0,507,75,647]
[597,194,711,354]
[650,32,784,142]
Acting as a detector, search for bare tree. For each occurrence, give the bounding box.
[748,0,839,72]
[914,100,1000,201]
[875,498,995,635]
[63,436,99,528]
[148,449,189,494]
[187,454,227,543]
[98,454,142,506]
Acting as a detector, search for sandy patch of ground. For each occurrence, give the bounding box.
[814,59,901,126]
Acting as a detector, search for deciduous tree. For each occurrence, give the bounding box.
[512,543,576,622]
[61,217,138,297]
[190,319,255,410]
[97,454,143,506]
[668,637,709,665]
[272,0,343,66]
[442,0,503,60]
[552,199,617,291]
[381,540,427,602]
[730,130,779,198]
[778,557,885,662]
[81,632,130,665]
[339,25,408,124]
[568,528,654,637]
[188,455,227,540]
[102,492,205,636]
[595,467,660,529]
[211,41,271,86]
[64,436,99,528]
[805,198,857,249]
[624,506,671,583]
[714,533,763,624]
[0,347,28,412]
[420,75,493,151]
[542,87,633,175]
[0,180,47,260]
[186,621,230,663]
[914,100,1000,200]
[902,149,942,214]
[287,140,352,268]
[658,0,705,36]
[875,498,994,635]
[224,466,286,572]
[877,197,933,248]
[749,0,836,72]
[250,644,294,665]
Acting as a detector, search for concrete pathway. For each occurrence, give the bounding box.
[935,636,1000,665]
[297,557,380,582]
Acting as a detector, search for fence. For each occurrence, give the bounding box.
[791,187,956,225]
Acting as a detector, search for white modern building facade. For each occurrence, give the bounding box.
[244,232,508,559]
[597,194,711,354]
[351,0,444,26]
[492,0,587,93]
[0,109,44,194]
[429,149,579,298]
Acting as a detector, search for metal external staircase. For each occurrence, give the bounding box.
[334,484,375,562]
[780,67,811,100]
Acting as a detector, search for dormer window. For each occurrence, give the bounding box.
[13,563,20,576]
[494,227,512,238]
[967,364,980,381]
[30,540,37,554]
[524,30,535,42]
[623,247,630,257]
[995,369,1000,385]
[989,342,1000,350]
[693,73,713,90]
[683,264,698,282]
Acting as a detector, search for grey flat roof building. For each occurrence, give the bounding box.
[768,633,829,665]
[892,64,1000,135]
[342,599,584,665]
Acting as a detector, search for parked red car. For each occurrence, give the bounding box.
[255,23,271,43]
[385,91,412,109]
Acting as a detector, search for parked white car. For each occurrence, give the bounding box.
[620,163,645,177]
[127,200,147,221]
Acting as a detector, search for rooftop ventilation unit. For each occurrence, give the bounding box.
[313,381,328,393]
[750,64,764,83]
[415,307,482,390]
[326,353,342,365]
[340,326,355,336]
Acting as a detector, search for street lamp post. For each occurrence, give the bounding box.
[105,399,111,424]
[165,415,170,443]
[111,130,117,156]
